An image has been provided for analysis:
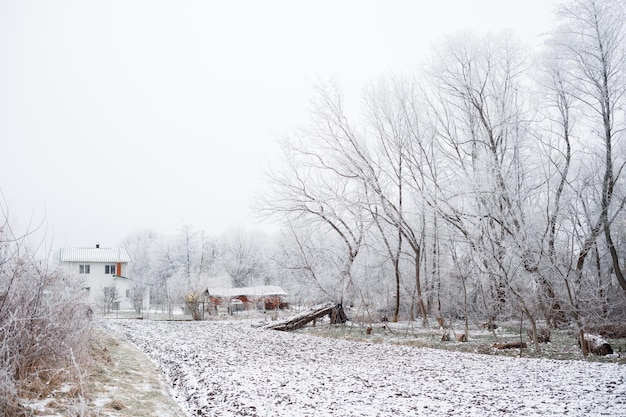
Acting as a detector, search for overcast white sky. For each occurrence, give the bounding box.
[0,0,562,251]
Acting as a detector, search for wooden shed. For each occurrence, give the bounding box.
[206,285,288,311]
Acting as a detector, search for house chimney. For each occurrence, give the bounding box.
[96,243,100,249]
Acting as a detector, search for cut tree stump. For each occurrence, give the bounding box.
[492,341,527,350]
[527,328,551,343]
[579,334,613,356]
[266,303,348,332]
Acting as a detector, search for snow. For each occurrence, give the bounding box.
[102,319,626,416]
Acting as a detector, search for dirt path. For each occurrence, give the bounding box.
[85,329,186,417]
[23,328,186,416]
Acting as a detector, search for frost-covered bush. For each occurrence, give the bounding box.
[0,227,92,415]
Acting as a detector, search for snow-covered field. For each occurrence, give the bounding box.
[103,319,625,417]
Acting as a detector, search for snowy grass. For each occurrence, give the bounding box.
[102,317,626,416]
[299,318,626,363]
[100,308,626,362]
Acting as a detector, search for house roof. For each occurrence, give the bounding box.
[60,247,131,263]
[207,285,287,298]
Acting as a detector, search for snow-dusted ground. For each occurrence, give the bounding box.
[103,319,625,417]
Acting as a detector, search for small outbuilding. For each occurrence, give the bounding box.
[206,285,288,311]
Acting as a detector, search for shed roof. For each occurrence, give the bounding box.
[207,285,287,298]
[60,247,131,263]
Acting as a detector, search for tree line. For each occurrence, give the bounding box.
[258,0,626,351]
[121,226,273,315]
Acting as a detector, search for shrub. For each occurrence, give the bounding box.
[586,324,626,338]
[0,226,92,415]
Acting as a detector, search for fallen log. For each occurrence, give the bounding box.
[492,341,527,350]
[579,333,613,356]
[266,303,348,331]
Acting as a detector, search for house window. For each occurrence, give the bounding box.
[105,264,116,275]
[79,264,90,274]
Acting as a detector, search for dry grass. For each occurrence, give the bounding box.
[21,330,186,417]
[83,330,186,417]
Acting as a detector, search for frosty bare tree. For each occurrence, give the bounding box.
[221,229,266,287]
[550,0,626,298]
[129,280,148,314]
[265,156,365,303]
[123,230,169,313]
[533,62,574,328]
[123,229,157,286]
[260,86,367,303]
[197,230,218,278]
[102,284,119,314]
[269,222,340,303]
[362,77,431,324]
[536,0,626,353]
[420,30,554,347]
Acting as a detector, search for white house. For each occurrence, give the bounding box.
[60,244,149,313]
